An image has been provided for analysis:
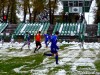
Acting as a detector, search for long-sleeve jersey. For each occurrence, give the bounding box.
[50,35,59,49]
[44,34,49,41]
[24,34,30,41]
[79,33,84,42]
[11,34,16,39]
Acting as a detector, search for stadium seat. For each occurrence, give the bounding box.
[0,23,8,33]
[53,22,86,36]
[14,22,50,35]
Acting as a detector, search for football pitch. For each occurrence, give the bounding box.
[0,42,100,75]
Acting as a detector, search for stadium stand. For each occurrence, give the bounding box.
[0,23,8,33]
[14,22,50,35]
[85,24,98,42]
[13,21,100,42]
[1,22,99,42]
[53,22,86,36]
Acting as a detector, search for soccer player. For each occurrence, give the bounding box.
[79,32,85,48]
[21,32,30,50]
[44,33,51,48]
[10,33,15,47]
[44,31,59,64]
[34,31,42,53]
[0,33,4,46]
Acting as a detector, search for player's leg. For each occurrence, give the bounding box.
[55,52,58,64]
[54,49,58,64]
[45,40,48,48]
[37,42,42,51]
[34,41,38,53]
[11,39,14,47]
[81,40,84,48]
[28,40,30,50]
[0,39,3,45]
[44,47,54,56]
[21,41,27,50]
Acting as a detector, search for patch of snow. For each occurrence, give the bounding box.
[13,65,26,73]
[75,58,94,63]
[0,41,100,74]
[55,70,66,75]
[82,50,96,58]
[31,69,49,75]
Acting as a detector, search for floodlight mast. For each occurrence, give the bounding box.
[83,0,85,18]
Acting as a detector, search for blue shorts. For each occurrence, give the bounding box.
[51,47,58,54]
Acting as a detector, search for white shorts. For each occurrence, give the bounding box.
[11,39,14,43]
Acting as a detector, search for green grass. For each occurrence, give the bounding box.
[77,66,92,71]
[78,51,83,58]
[89,48,94,51]
[7,48,18,52]
[82,48,85,51]
[95,52,100,72]
[0,53,45,75]
[60,44,72,50]
[97,52,100,58]
[94,60,100,72]
[47,65,71,75]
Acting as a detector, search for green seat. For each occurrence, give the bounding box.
[0,23,8,33]
[53,23,59,35]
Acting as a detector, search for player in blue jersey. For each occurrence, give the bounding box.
[44,33,51,48]
[44,31,59,64]
[21,32,31,50]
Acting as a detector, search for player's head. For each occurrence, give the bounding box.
[55,31,59,35]
[38,31,41,34]
[26,32,28,34]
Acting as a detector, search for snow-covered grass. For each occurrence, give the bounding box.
[47,65,71,75]
[60,44,73,50]
[94,60,100,72]
[0,42,100,75]
[0,54,44,75]
[77,66,93,71]
[94,52,100,72]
